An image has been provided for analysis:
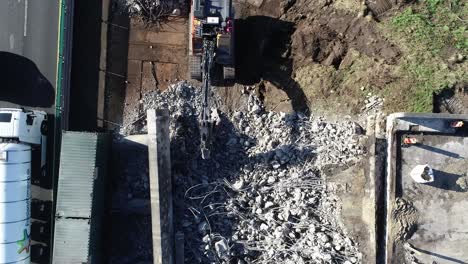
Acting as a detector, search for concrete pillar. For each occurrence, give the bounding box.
[147,109,173,264]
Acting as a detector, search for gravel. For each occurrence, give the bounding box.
[122,81,366,263]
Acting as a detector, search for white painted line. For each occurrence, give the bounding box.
[23,0,28,37]
[9,34,15,50]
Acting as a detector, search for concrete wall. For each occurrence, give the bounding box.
[147,109,174,264]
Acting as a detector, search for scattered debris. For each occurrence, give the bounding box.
[123,82,367,263]
[116,0,184,25]
[361,95,384,115]
[391,198,419,242]
[456,176,468,191]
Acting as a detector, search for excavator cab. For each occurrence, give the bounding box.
[189,0,235,159]
[190,0,235,82]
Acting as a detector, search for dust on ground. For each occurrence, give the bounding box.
[388,198,419,264]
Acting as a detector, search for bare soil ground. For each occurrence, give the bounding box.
[232,0,400,115]
[123,17,189,125]
[233,0,467,115]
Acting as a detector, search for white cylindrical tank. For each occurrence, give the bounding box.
[0,143,31,264]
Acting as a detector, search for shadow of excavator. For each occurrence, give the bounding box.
[0,51,55,107]
[234,16,309,112]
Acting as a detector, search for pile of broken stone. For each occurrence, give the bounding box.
[123,82,366,263]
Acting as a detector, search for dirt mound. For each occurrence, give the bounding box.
[391,198,418,242]
[389,198,419,262]
[291,25,348,69]
[234,0,400,114]
[290,14,400,68]
[435,82,468,114]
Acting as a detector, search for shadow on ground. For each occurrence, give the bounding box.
[0,52,55,107]
[103,3,130,130]
[235,16,309,112]
[171,112,315,262]
[415,144,463,159]
[429,169,466,192]
[108,137,152,264]
[412,245,467,264]
[68,0,103,131]
[103,3,133,264]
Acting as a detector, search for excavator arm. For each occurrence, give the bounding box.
[199,39,216,159]
[191,0,235,159]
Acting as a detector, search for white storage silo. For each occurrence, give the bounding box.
[0,143,31,264]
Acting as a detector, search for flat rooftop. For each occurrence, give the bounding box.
[399,133,468,263]
[387,113,468,264]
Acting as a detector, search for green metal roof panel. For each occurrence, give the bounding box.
[52,218,91,263]
[56,131,100,218]
[53,131,109,263]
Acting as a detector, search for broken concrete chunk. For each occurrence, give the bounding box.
[264,201,275,209]
[214,240,228,258]
[123,81,365,263]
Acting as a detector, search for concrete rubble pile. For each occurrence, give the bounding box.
[123,82,366,263]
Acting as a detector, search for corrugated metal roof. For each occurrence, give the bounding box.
[55,131,99,218]
[53,218,90,263]
[53,131,110,263]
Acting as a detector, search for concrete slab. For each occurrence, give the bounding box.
[130,30,187,46]
[147,109,173,264]
[125,59,143,106]
[329,114,386,264]
[98,0,111,128]
[114,16,189,128]
[128,44,187,63]
[141,62,187,93]
[399,134,468,264]
[107,135,152,263]
[386,113,468,264]
[102,9,130,129]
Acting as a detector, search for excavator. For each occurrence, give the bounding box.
[189,0,235,159]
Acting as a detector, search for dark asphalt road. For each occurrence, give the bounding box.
[0,0,60,112]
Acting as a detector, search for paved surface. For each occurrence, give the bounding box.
[399,133,468,264]
[120,16,188,127]
[103,12,189,129]
[103,1,188,130]
[0,0,59,112]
